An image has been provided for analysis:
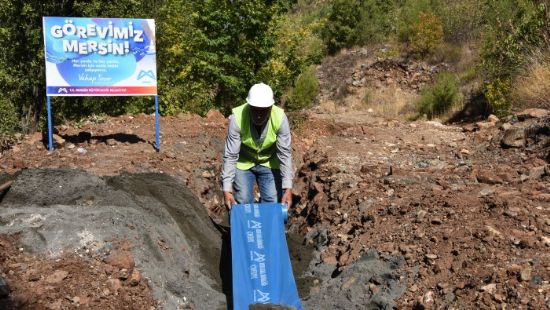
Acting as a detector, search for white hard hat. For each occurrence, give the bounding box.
[246,83,274,108]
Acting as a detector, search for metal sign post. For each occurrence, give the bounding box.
[46,96,53,152]
[155,95,160,151]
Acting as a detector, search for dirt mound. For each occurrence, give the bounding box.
[0,169,225,309]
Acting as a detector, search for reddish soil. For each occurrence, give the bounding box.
[0,235,156,309]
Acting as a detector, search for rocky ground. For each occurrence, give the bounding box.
[1,49,550,309]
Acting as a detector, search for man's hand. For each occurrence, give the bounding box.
[281,188,292,208]
[224,191,237,210]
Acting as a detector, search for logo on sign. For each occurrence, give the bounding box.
[137,70,156,80]
[58,87,68,94]
[248,220,262,229]
[254,290,270,303]
[251,251,266,263]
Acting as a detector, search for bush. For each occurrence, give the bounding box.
[321,0,362,54]
[408,11,444,57]
[484,78,511,117]
[416,72,460,119]
[512,53,550,110]
[0,98,19,135]
[287,66,319,111]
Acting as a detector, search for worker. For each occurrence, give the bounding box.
[221,83,293,210]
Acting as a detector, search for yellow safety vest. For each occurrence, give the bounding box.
[233,103,284,170]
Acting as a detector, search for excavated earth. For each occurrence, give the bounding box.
[1,51,550,309]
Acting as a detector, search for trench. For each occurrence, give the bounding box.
[0,168,407,309]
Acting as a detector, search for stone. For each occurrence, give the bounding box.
[431,217,443,225]
[476,121,495,130]
[520,268,532,282]
[425,254,438,260]
[502,123,512,130]
[76,147,87,154]
[341,277,357,290]
[488,114,499,123]
[118,268,130,280]
[501,128,525,148]
[53,134,65,146]
[130,269,142,286]
[103,251,135,270]
[517,108,549,120]
[416,210,427,222]
[423,290,434,304]
[479,188,495,196]
[106,139,116,146]
[480,283,496,294]
[107,278,122,292]
[529,166,547,180]
[476,170,503,185]
[45,270,69,284]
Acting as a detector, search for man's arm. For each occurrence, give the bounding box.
[221,115,241,209]
[276,114,293,206]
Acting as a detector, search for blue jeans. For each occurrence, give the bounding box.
[234,165,282,204]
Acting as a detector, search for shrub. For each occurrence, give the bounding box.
[0,98,19,135]
[484,78,511,117]
[416,72,460,119]
[408,11,444,57]
[321,0,362,54]
[287,66,319,111]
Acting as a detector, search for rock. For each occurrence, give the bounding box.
[529,166,547,180]
[501,123,512,130]
[130,269,142,286]
[503,207,521,218]
[541,236,550,247]
[118,268,130,280]
[517,108,549,120]
[476,170,503,184]
[501,128,525,148]
[320,249,338,265]
[0,276,9,297]
[476,121,496,129]
[104,251,135,270]
[66,143,75,149]
[485,226,502,237]
[480,283,497,294]
[45,270,69,284]
[423,290,434,304]
[106,139,116,146]
[431,217,443,225]
[520,268,532,282]
[460,149,470,155]
[415,210,427,222]
[479,188,495,196]
[53,134,65,146]
[341,276,357,290]
[76,147,87,154]
[107,278,122,292]
[488,114,499,123]
[425,254,438,260]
